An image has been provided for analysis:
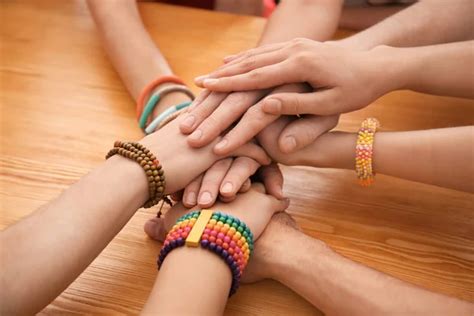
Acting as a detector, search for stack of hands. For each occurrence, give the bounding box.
[141,39,400,279]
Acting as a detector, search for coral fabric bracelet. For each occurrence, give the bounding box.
[144,101,192,134]
[158,210,254,296]
[136,75,185,120]
[355,117,380,186]
[139,85,195,130]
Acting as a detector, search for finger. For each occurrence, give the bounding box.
[220,157,260,197]
[239,178,251,193]
[271,197,290,214]
[204,51,287,81]
[179,91,228,134]
[186,90,267,148]
[214,103,279,156]
[261,89,343,116]
[201,59,302,92]
[224,135,273,166]
[258,163,284,199]
[218,194,236,203]
[222,42,287,65]
[197,158,233,208]
[144,217,167,241]
[223,43,285,64]
[186,89,211,112]
[182,174,203,208]
[279,115,339,153]
[250,182,266,194]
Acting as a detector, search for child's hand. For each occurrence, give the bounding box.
[144,183,290,242]
[181,160,284,209]
[139,115,271,195]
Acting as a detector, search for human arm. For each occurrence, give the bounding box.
[200,40,474,115]
[141,184,289,314]
[338,0,474,50]
[258,117,474,192]
[0,116,270,315]
[266,220,473,315]
[180,0,343,154]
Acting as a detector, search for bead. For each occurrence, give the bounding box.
[209,236,216,243]
[216,239,223,246]
[222,242,229,250]
[217,232,225,240]
[210,230,218,237]
[223,236,231,243]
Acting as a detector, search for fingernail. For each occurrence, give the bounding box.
[186,192,197,205]
[221,182,233,193]
[284,136,297,152]
[262,98,281,113]
[199,191,213,205]
[203,78,219,86]
[181,115,195,128]
[194,75,208,84]
[214,139,228,151]
[189,129,202,141]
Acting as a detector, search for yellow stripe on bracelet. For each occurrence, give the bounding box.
[185,209,214,247]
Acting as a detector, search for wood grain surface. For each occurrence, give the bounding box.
[1,1,473,315]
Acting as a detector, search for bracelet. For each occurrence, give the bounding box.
[355,118,380,186]
[139,85,195,130]
[144,101,192,134]
[157,210,254,296]
[106,141,170,208]
[136,75,185,120]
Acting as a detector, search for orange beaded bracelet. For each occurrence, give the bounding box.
[136,75,185,120]
[355,118,380,186]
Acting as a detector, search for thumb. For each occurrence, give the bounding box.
[144,218,167,241]
[261,89,342,116]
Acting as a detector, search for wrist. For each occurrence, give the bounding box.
[368,45,411,93]
[306,132,357,170]
[150,83,194,118]
[269,230,330,282]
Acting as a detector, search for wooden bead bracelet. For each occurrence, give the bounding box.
[106,141,171,209]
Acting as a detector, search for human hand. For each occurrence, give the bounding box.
[139,115,271,195]
[241,212,300,283]
[197,39,397,117]
[182,83,337,154]
[144,183,290,243]
[181,161,284,208]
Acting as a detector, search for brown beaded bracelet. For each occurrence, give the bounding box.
[106,141,171,210]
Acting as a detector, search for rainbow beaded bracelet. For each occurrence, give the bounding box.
[355,117,380,186]
[157,210,254,296]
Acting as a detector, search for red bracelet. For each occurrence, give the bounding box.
[136,75,185,120]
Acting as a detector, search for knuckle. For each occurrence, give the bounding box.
[248,69,262,80]
[240,59,256,71]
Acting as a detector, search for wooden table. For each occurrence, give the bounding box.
[1,1,473,314]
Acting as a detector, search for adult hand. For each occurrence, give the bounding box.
[181,84,338,154]
[144,183,290,243]
[197,39,396,117]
